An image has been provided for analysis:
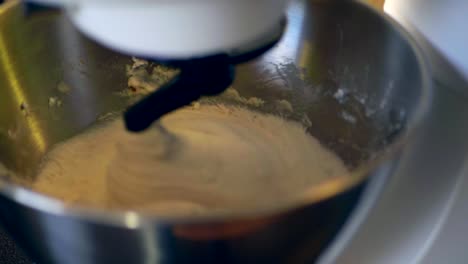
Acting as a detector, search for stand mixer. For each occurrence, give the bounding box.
[30,0,288,132]
[0,0,436,263]
[0,0,463,263]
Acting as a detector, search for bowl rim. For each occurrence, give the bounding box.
[0,0,433,227]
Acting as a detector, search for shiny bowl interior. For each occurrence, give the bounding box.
[0,1,432,263]
[0,1,429,219]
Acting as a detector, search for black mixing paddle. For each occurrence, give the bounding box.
[124,19,286,132]
[124,56,234,132]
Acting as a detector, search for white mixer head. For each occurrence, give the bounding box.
[30,0,288,59]
[29,0,289,131]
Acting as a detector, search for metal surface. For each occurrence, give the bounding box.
[320,12,468,264]
[388,6,468,264]
[321,67,468,264]
[0,1,429,263]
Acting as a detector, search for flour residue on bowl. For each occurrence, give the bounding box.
[32,104,348,217]
[0,163,8,176]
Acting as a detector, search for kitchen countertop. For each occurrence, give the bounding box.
[0,226,33,264]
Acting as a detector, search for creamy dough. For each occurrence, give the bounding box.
[33,104,348,217]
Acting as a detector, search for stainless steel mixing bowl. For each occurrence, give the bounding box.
[0,0,430,263]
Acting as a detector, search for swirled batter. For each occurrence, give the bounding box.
[33,104,348,217]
